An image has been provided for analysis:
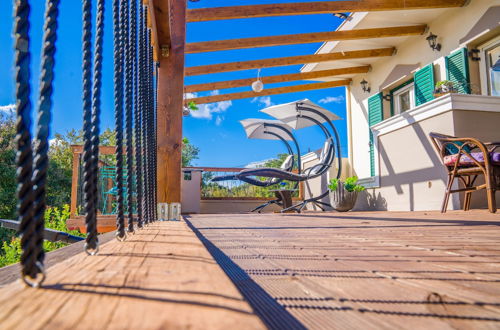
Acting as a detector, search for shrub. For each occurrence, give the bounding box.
[328,176,366,193]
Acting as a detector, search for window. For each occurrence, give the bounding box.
[393,82,415,114]
[485,42,500,96]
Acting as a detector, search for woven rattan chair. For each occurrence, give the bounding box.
[429,132,500,213]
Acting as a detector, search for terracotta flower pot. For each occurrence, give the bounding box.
[329,182,358,212]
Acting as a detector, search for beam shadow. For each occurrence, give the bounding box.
[184,216,307,330]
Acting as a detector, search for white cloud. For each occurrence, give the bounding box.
[318,95,345,104]
[0,104,16,113]
[251,96,273,108]
[215,115,224,126]
[185,90,232,120]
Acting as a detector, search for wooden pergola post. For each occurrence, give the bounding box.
[156,0,186,204]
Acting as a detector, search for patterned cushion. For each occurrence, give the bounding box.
[443,152,500,166]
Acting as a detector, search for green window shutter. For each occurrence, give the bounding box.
[368,93,383,177]
[446,48,470,94]
[414,64,435,106]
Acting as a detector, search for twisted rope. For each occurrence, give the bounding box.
[14,0,39,283]
[86,0,105,254]
[134,2,145,228]
[154,61,159,220]
[147,31,154,222]
[31,0,60,272]
[141,21,150,224]
[81,0,96,251]
[124,0,135,233]
[114,0,125,239]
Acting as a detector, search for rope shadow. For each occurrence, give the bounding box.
[40,284,253,315]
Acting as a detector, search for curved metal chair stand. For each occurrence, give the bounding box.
[234,103,342,213]
[211,123,302,213]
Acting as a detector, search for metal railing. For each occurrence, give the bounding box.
[190,167,302,200]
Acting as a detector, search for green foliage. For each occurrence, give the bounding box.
[0,205,81,268]
[328,176,366,193]
[182,137,200,167]
[0,113,17,220]
[187,101,198,111]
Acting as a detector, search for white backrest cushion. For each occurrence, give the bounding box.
[280,154,294,170]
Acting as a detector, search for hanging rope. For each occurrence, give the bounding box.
[112,0,125,239]
[81,0,98,253]
[134,2,145,228]
[84,0,105,254]
[124,0,135,233]
[142,18,151,225]
[14,0,40,286]
[31,0,60,278]
[147,31,155,222]
[154,61,159,220]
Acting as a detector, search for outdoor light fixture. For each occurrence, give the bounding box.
[468,49,481,61]
[383,94,392,101]
[333,13,351,21]
[252,68,264,93]
[360,79,370,93]
[426,32,441,51]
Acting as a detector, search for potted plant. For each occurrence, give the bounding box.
[328,176,365,212]
[433,80,457,98]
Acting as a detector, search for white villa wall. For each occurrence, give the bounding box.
[346,0,500,211]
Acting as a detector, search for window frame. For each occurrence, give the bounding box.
[478,36,500,96]
[389,78,415,116]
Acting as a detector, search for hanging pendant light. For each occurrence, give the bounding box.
[252,68,264,93]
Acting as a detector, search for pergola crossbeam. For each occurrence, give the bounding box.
[186,48,394,76]
[186,79,352,105]
[185,66,369,93]
[186,25,426,53]
[186,0,468,22]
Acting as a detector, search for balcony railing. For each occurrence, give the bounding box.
[188,167,303,200]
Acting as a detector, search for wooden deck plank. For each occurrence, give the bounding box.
[0,221,265,330]
[187,210,500,329]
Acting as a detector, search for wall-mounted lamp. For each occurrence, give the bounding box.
[426,32,441,52]
[333,13,352,21]
[360,79,371,93]
[468,49,481,61]
[382,94,392,101]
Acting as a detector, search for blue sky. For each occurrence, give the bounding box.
[0,0,347,167]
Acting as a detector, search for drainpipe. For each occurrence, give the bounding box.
[346,84,354,177]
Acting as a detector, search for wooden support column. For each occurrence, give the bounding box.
[156,0,186,204]
[70,146,80,218]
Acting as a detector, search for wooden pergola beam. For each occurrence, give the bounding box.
[185,66,369,93]
[156,0,186,204]
[186,79,351,105]
[146,0,160,62]
[186,47,394,76]
[186,0,467,22]
[186,25,425,53]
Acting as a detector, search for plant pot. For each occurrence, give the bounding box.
[329,182,358,212]
[433,92,451,98]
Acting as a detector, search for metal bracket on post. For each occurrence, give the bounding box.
[161,45,169,58]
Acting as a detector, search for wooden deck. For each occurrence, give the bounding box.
[0,210,499,329]
[186,211,500,329]
[0,220,264,330]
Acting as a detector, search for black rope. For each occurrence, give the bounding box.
[114,0,125,240]
[153,61,159,220]
[14,0,39,284]
[134,2,145,228]
[141,21,150,225]
[147,33,155,222]
[124,0,135,233]
[86,0,105,254]
[81,0,97,253]
[31,0,60,275]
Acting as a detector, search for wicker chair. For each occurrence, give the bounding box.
[429,132,500,213]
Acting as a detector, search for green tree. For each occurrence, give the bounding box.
[0,112,16,220]
[182,137,200,167]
